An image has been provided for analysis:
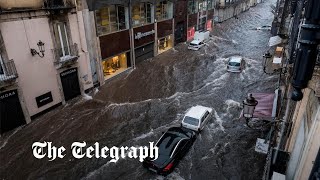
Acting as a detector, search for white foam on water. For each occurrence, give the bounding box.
[83,94,93,100]
[232,40,239,44]
[82,161,113,180]
[133,129,154,141]
[225,99,241,113]
[166,172,185,180]
[94,88,99,95]
[213,110,225,132]
[0,126,23,150]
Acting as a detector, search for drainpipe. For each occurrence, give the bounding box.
[291,0,320,101]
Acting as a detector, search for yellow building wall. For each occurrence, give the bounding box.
[0,0,43,9]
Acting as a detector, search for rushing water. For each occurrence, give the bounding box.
[0,1,277,179]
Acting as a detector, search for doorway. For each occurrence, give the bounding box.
[60,68,81,101]
[0,89,26,134]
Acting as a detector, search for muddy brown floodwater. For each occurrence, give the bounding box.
[0,0,278,179]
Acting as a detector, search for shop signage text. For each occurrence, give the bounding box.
[61,68,77,77]
[0,90,16,100]
[36,92,53,108]
[135,30,155,40]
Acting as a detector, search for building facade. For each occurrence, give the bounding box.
[187,0,215,41]
[0,0,94,134]
[214,0,254,23]
[86,0,219,84]
[263,0,320,179]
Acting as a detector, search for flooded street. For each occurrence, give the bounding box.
[0,1,277,179]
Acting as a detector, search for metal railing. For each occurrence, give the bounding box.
[44,0,73,9]
[0,60,18,82]
[52,43,79,65]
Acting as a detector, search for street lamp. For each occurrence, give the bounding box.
[31,40,45,58]
[263,51,272,74]
[243,94,258,120]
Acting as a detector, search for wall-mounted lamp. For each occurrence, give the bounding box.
[31,40,45,58]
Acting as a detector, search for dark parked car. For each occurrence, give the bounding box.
[143,127,196,175]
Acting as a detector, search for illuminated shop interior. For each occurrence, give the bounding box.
[102,53,129,80]
[132,3,153,27]
[158,35,173,54]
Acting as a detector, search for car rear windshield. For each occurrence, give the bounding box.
[228,62,240,66]
[183,116,199,126]
[157,134,181,156]
[190,43,198,46]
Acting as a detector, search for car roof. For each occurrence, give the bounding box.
[185,105,209,119]
[229,56,242,63]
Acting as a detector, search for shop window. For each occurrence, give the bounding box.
[102,53,130,80]
[96,5,128,36]
[188,0,198,14]
[156,1,173,21]
[53,22,71,58]
[158,35,173,54]
[198,0,207,11]
[132,3,153,27]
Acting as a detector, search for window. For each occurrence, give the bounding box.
[183,116,199,126]
[132,3,153,27]
[188,0,198,14]
[201,111,209,122]
[96,5,128,36]
[198,0,207,11]
[53,22,70,58]
[207,0,213,9]
[156,1,173,21]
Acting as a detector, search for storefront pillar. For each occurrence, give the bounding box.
[154,22,158,56]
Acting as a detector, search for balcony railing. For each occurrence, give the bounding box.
[43,0,74,10]
[52,43,79,67]
[0,60,18,84]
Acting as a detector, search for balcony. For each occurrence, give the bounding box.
[0,60,18,87]
[43,0,74,11]
[53,43,79,68]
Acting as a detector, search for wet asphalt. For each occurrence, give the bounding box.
[0,0,278,179]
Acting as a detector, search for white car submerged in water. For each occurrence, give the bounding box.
[181,105,213,133]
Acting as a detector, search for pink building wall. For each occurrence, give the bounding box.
[0,12,94,118]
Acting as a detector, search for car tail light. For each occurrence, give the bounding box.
[163,163,173,172]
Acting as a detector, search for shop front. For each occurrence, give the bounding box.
[187,13,197,41]
[206,19,213,31]
[0,89,26,134]
[187,26,196,41]
[157,19,173,54]
[174,0,187,44]
[133,24,155,64]
[99,30,131,80]
[101,52,131,79]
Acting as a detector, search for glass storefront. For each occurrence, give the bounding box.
[95,5,129,36]
[188,0,198,14]
[187,27,195,41]
[132,3,153,27]
[206,20,213,31]
[156,1,173,21]
[158,35,173,54]
[102,53,130,80]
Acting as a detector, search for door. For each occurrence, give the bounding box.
[60,68,81,101]
[135,43,154,64]
[0,89,26,134]
[201,111,210,129]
